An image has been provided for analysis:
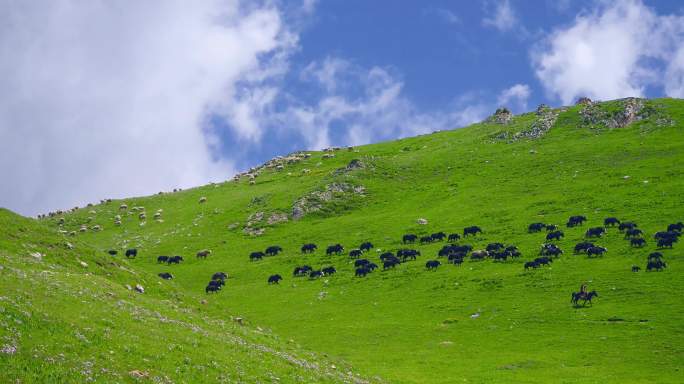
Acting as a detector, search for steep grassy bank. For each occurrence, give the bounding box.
[9,98,684,382]
[0,209,367,383]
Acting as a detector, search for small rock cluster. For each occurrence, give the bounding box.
[242,211,289,236]
[333,159,365,175]
[292,182,366,220]
[488,107,513,125]
[514,104,559,140]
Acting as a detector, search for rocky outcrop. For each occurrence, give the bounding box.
[241,210,288,236]
[333,159,365,175]
[515,106,559,140]
[580,97,646,128]
[488,108,512,124]
[267,212,288,225]
[576,97,593,106]
[493,105,560,142]
[608,97,644,128]
[292,183,366,220]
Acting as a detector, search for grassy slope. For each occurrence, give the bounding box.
[0,209,367,383]
[11,98,684,383]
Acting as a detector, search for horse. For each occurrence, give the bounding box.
[571,290,598,306]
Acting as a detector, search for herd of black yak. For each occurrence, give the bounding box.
[110,216,680,296]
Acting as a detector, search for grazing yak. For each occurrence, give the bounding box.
[470,250,489,260]
[349,249,362,259]
[587,246,607,257]
[618,222,638,232]
[383,259,400,269]
[326,244,344,255]
[309,270,323,279]
[624,228,643,239]
[630,238,646,248]
[604,217,620,226]
[265,246,283,256]
[667,222,684,232]
[648,252,663,261]
[301,243,317,253]
[631,265,641,272]
[402,234,417,244]
[419,236,433,244]
[566,215,587,227]
[585,227,605,238]
[293,265,312,277]
[380,252,396,262]
[647,260,667,271]
[158,272,173,280]
[463,226,482,237]
[431,232,447,241]
[447,233,461,241]
[359,242,374,252]
[125,248,138,258]
[205,282,222,294]
[528,222,546,233]
[449,254,464,265]
[545,224,559,232]
[534,256,553,266]
[167,256,183,264]
[657,238,675,248]
[546,231,564,241]
[108,250,118,256]
[524,261,539,270]
[486,242,504,252]
[439,244,472,257]
[250,251,265,261]
[398,249,420,261]
[654,231,680,241]
[505,245,521,258]
[206,285,220,294]
[354,259,370,268]
[574,242,594,254]
[212,272,228,281]
[540,244,562,256]
[196,249,211,259]
[157,255,169,263]
[425,260,441,270]
[322,266,336,275]
[268,274,282,284]
[355,267,370,277]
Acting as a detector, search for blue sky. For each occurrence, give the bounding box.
[1,0,684,215]
[215,0,684,171]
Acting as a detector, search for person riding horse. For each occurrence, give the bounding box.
[572,283,598,306]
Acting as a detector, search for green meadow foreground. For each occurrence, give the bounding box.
[2,98,683,383]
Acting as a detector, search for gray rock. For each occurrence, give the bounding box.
[488,107,512,124]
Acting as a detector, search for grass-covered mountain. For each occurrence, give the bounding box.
[3,97,684,383]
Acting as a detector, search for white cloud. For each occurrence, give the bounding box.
[533,0,684,104]
[0,1,293,216]
[483,0,518,32]
[274,59,489,150]
[301,57,350,92]
[497,84,531,111]
[665,44,684,97]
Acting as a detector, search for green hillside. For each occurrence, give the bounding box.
[4,97,684,383]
